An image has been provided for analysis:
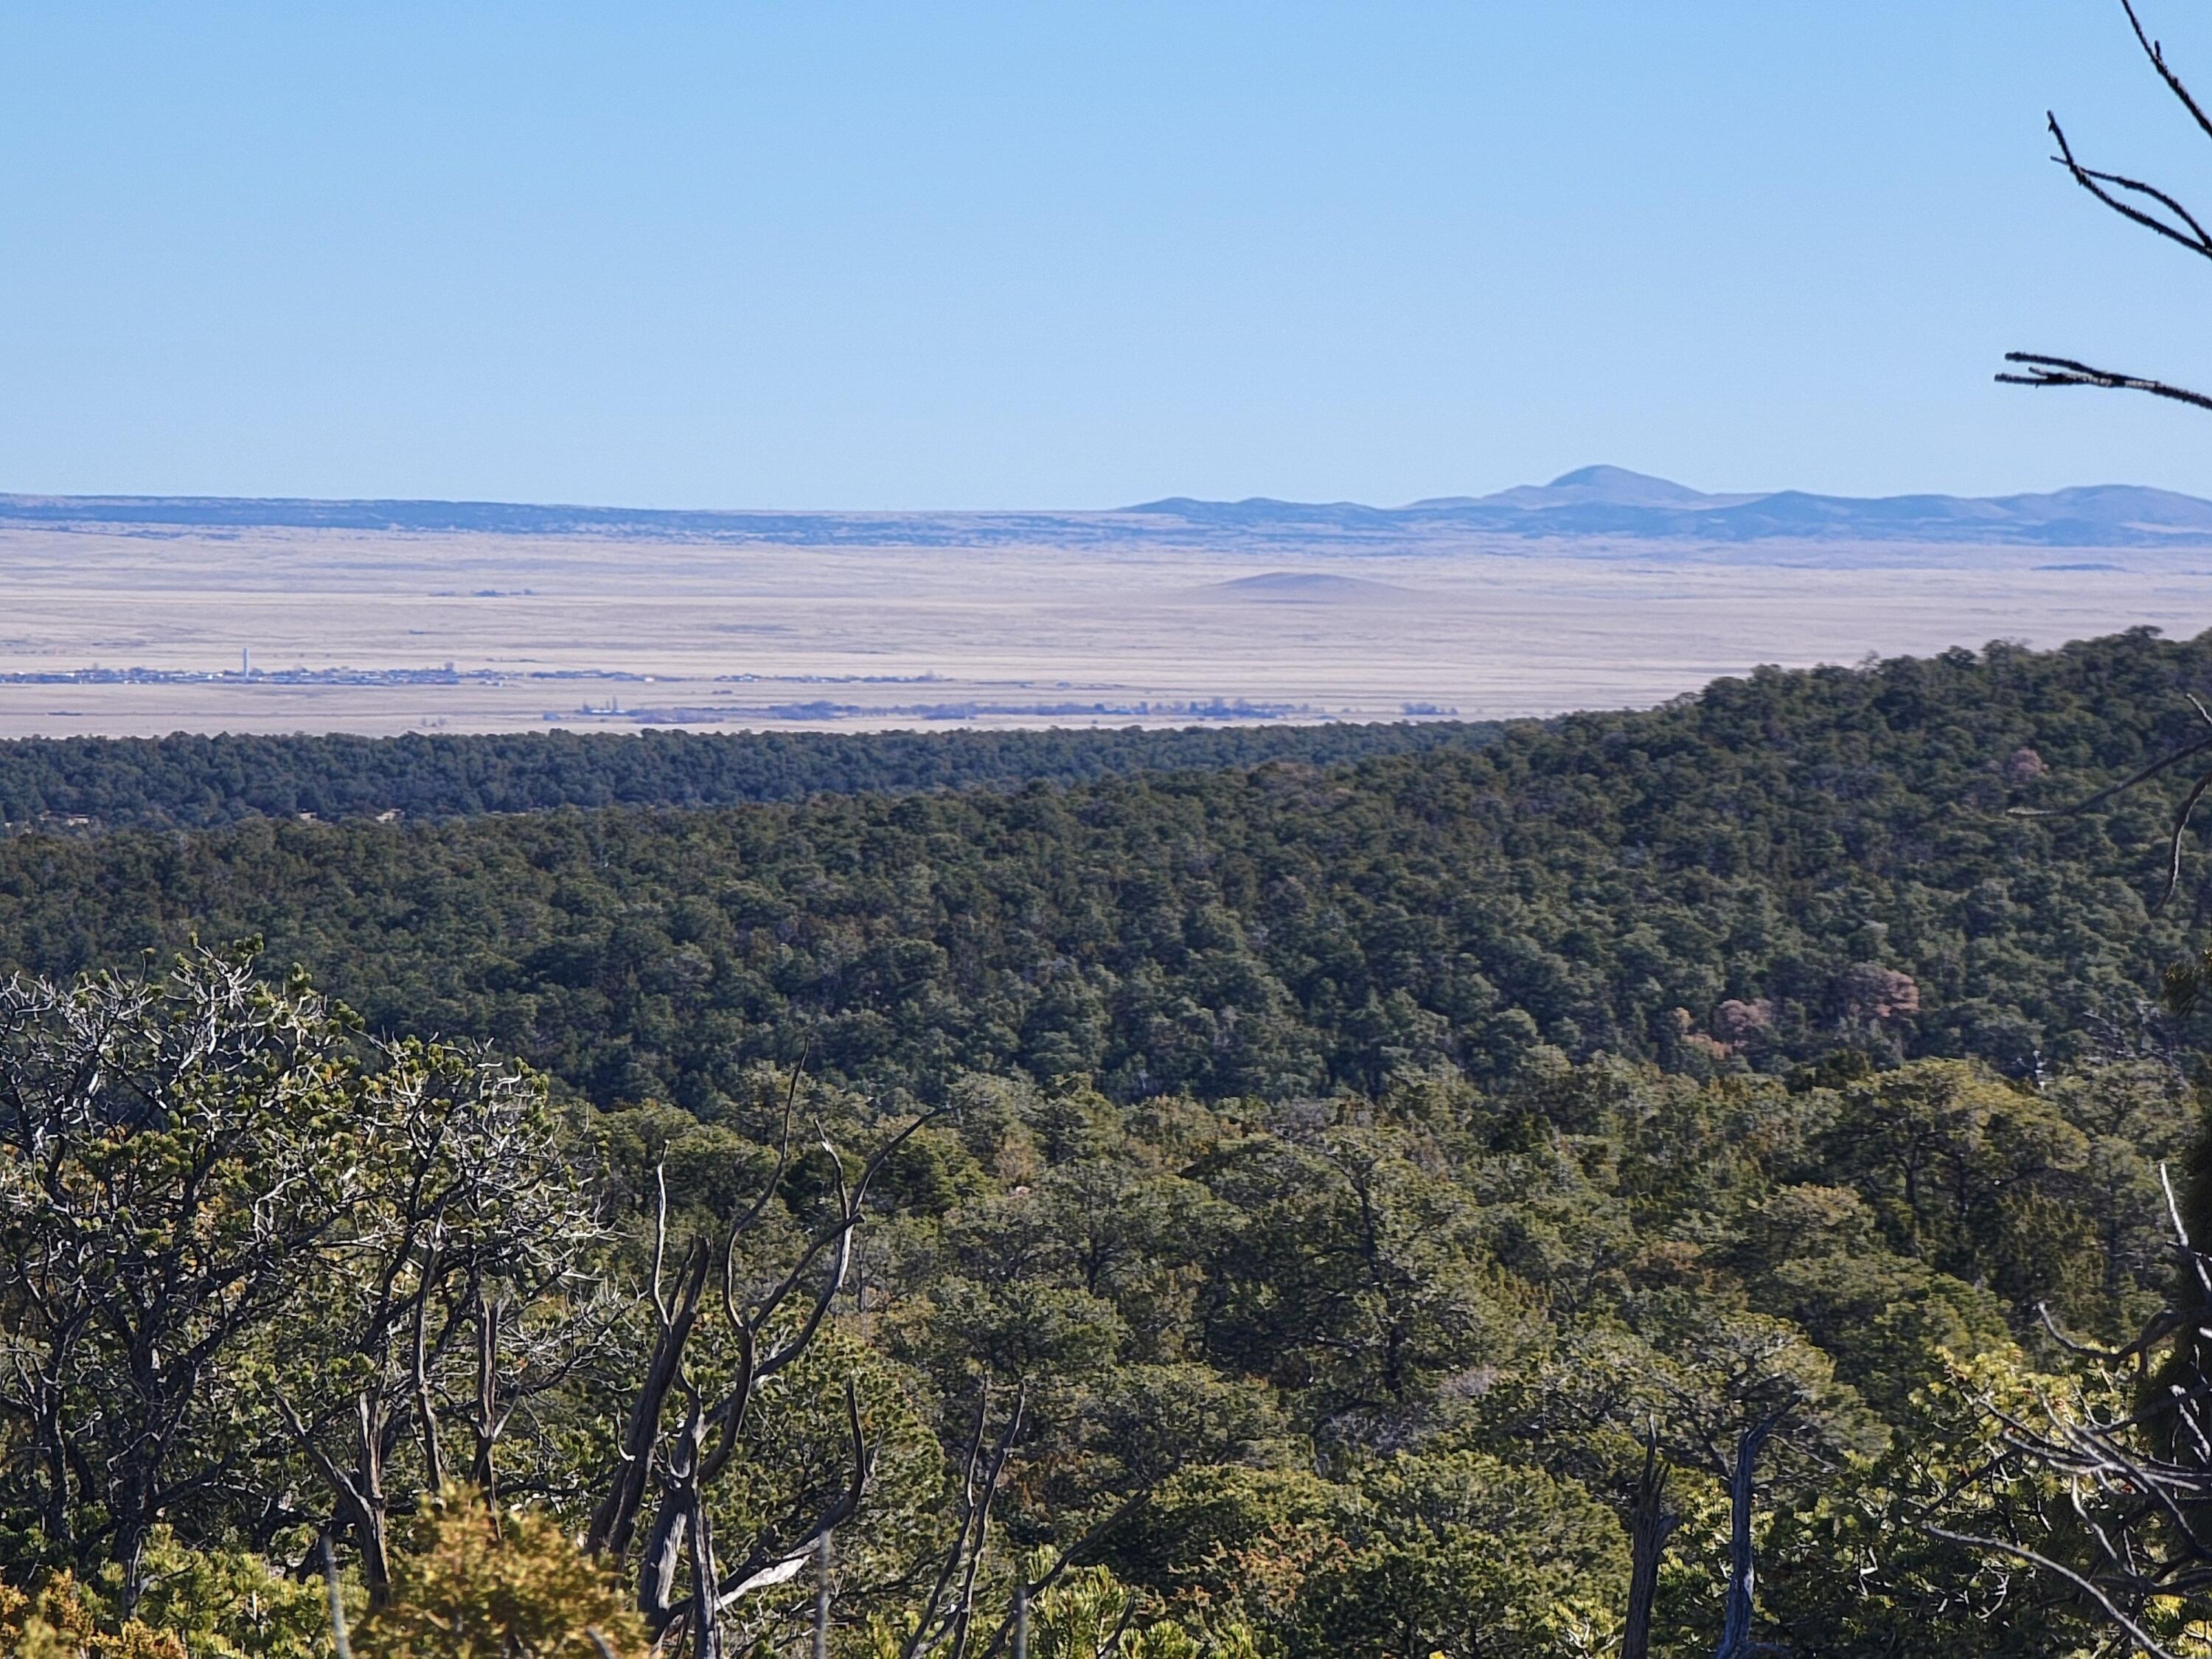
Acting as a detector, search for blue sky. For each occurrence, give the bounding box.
[4,1,2212,507]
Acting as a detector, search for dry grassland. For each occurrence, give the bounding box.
[1,521,2208,737]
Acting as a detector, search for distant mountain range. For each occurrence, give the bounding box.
[7,465,2212,550]
[1127,465,2212,548]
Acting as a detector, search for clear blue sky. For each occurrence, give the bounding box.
[4,1,2212,508]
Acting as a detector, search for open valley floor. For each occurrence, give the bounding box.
[3,518,2209,735]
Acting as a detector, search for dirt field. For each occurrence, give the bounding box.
[1,521,2207,737]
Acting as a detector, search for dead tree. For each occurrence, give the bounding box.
[1713,1411,1792,1659]
[897,1389,1026,1659]
[975,1492,1155,1659]
[586,1067,935,1657]
[2000,3,2212,411]
[888,1384,1155,1659]
[1641,1316,1833,1659]
[1990,4,2212,978]
[1621,1430,1679,1659]
[273,1040,610,1606]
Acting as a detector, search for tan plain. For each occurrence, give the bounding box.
[0,522,2207,738]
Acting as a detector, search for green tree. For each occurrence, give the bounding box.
[356,1493,645,1659]
[0,950,384,1606]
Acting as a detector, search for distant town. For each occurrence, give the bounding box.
[0,661,1450,726]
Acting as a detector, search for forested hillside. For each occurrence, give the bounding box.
[0,628,2208,1108]
[0,720,1494,833]
[11,629,2212,1656]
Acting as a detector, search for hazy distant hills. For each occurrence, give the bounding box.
[8,463,2212,552]
[1127,465,2212,547]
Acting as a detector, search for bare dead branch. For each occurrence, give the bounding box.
[723,1046,810,1254]
[2047,113,2212,260]
[2003,715,2212,910]
[717,1382,872,1610]
[2037,1298,2182,1367]
[587,1238,709,1559]
[2154,768,2212,911]
[2007,732,2212,820]
[1997,354,2212,413]
[902,1390,1026,1659]
[2124,0,2212,147]
[975,1487,1156,1659]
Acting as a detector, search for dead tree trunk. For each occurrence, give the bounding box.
[1624,1435,1677,1659]
[1715,1414,1782,1659]
[588,1085,931,1659]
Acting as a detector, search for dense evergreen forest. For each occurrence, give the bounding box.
[12,629,2212,1657]
[1,628,2210,1108]
[0,720,1493,834]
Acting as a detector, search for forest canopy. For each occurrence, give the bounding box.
[0,720,1495,835]
[1,627,2210,1109]
[0,946,2200,1657]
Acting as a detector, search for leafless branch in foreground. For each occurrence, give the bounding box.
[2001,4,2212,413]
[2007,700,2212,914]
[1997,353,2212,415]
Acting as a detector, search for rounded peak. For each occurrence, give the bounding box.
[1546,464,1663,487]
[1542,465,1713,505]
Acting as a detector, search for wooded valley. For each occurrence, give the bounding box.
[10,627,2212,1656]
